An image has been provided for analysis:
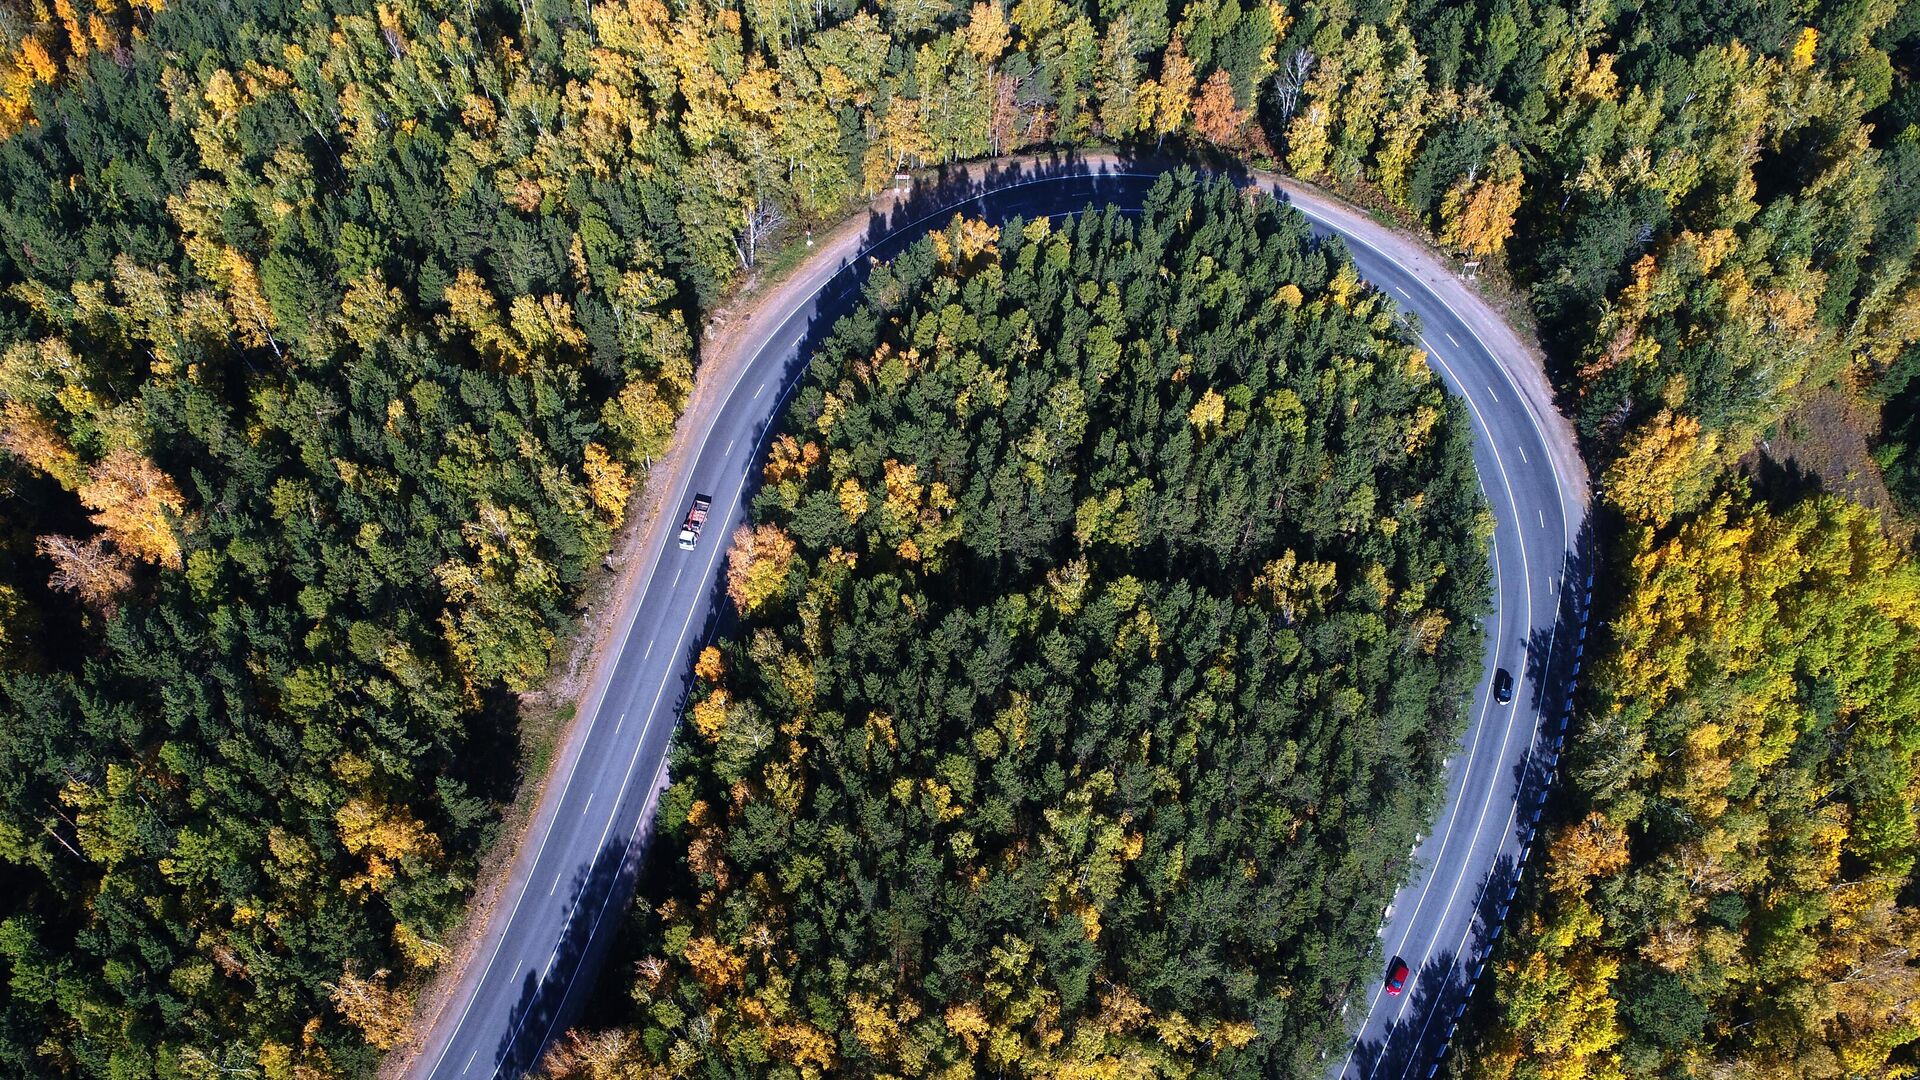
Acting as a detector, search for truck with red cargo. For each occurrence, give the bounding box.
[678,494,712,550]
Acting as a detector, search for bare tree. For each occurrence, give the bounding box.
[1273,48,1315,124]
[734,196,787,271]
[39,534,133,612]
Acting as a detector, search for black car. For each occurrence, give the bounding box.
[1493,667,1514,704]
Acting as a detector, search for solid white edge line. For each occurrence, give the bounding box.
[501,361,817,1077]
[1334,336,1523,1080]
[1368,345,1532,1051]
[426,164,1586,1080]
[1305,210,1579,1080]
[1288,191,1580,1080]
[423,166,1165,1080]
[1297,184,1582,1068]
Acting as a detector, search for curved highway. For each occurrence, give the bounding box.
[409,157,1587,1080]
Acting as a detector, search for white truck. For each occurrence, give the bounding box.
[677,494,712,550]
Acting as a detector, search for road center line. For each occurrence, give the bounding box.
[582,793,593,816]
[1517,444,1528,464]
[463,1050,477,1075]
[1339,341,1534,1080]
[428,170,1184,1080]
[426,169,1584,1080]
[1445,332,1460,348]
[1381,348,1532,1029]
[1485,384,1499,402]
[1333,338,1519,1080]
[1293,189,1578,1080]
[614,711,626,734]
[507,341,819,1080]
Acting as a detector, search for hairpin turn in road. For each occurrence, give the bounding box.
[407,156,1588,1080]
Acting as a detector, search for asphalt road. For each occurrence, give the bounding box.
[409,159,1587,1080]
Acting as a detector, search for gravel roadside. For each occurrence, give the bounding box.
[386,148,1587,1077]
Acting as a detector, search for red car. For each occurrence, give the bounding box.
[1385,957,1411,995]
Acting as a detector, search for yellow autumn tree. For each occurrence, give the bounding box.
[580,443,633,527]
[1188,387,1226,433]
[726,523,796,613]
[336,797,442,894]
[329,966,412,1050]
[1602,409,1720,527]
[79,449,189,568]
[962,2,1011,68]
[1136,35,1194,144]
[0,400,86,488]
[1438,145,1525,259]
[682,935,747,989]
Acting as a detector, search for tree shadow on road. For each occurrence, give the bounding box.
[478,153,1594,1078]
[1349,509,1593,1080]
[1346,946,1463,1080]
[490,833,651,1076]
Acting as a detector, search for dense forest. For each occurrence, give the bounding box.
[1401,2,1920,1077]
[0,0,1915,1075]
[1460,492,1920,1080]
[543,177,1489,1077]
[0,1,702,1075]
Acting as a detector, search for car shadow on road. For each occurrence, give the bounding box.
[1346,946,1462,1080]
[1352,520,1592,1080]
[479,153,1588,1078]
